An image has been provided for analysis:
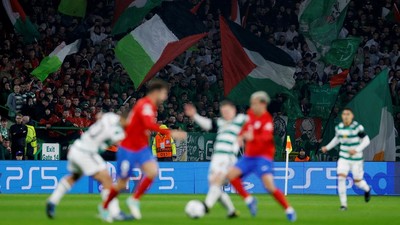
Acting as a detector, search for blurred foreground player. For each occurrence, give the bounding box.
[101,79,187,220]
[46,112,131,222]
[227,91,297,222]
[321,108,371,210]
[185,100,245,218]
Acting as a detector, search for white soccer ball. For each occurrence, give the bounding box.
[185,200,206,219]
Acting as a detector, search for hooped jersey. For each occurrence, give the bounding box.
[72,113,125,154]
[214,114,247,155]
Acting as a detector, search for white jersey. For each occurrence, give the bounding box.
[214,114,247,155]
[334,121,367,160]
[71,113,125,154]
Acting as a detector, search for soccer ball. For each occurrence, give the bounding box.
[185,200,206,219]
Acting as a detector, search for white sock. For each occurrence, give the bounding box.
[101,189,121,217]
[355,180,370,192]
[205,185,222,209]
[338,177,347,207]
[285,206,295,213]
[49,177,71,205]
[244,196,254,204]
[219,192,235,214]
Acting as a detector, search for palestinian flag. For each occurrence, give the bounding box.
[220,16,296,105]
[329,69,349,87]
[31,40,81,81]
[2,0,40,43]
[115,2,207,88]
[58,0,87,18]
[112,0,162,36]
[230,0,241,25]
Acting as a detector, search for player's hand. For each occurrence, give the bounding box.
[321,146,328,153]
[349,149,357,155]
[242,127,254,141]
[237,136,244,147]
[184,104,197,118]
[171,130,187,141]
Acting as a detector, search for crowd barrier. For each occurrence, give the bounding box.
[0,161,399,195]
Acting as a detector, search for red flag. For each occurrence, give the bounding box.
[329,69,349,88]
[230,0,241,25]
[190,0,205,15]
[394,3,400,23]
[112,0,134,25]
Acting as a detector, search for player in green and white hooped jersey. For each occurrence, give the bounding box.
[185,100,246,218]
[322,108,371,211]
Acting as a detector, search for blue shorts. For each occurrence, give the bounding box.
[235,156,273,178]
[116,146,156,179]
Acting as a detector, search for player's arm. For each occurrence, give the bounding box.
[322,127,340,153]
[184,104,214,131]
[354,125,370,153]
[141,104,171,135]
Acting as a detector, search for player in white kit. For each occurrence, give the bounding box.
[185,100,246,218]
[46,112,132,221]
[322,107,371,210]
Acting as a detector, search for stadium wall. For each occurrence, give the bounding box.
[0,161,399,195]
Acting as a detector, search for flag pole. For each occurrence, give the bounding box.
[284,135,292,196]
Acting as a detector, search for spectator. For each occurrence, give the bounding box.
[0,118,9,139]
[6,85,23,118]
[15,151,24,160]
[0,138,12,160]
[9,114,27,160]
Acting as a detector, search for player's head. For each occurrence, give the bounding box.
[341,107,354,125]
[147,79,169,105]
[250,91,270,116]
[219,99,237,121]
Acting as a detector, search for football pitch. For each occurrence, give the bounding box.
[0,194,399,225]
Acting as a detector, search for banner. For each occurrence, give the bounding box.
[309,84,340,119]
[186,133,216,161]
[41,143,60,160]
[294,118,322,154]
[0,161,399,195]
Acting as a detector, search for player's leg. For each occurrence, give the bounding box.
[46,173,81,219]
[337,158,350,210]
[204,155,228,212]
[227,157,256,216]
[257,158,296,222]
[351,161,371,202]
[126,148,157,220]
[103,147,133,210]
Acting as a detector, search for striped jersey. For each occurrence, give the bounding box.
[72,113,125,154]
[334,121,366,160]
[214,113,247,155]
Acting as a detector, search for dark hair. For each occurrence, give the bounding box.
[147,79,169,93]
[342,107,353,113]
[219,99,235,108]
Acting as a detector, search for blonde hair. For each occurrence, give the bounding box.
[250,91,270,104]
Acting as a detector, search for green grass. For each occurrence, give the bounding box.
[0,194,399,225]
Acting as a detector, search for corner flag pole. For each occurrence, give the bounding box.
[284,135,292,196]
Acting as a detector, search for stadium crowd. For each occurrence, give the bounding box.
[0,0,400,160]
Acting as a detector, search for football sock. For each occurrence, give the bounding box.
[219,192,236,214]
[338,176,347,207]
[133,177,153,200]
[48,177,71,205]
[101,189,121,217]
[205,185,222,209]
[355,180,370,192]
[103,187,119,209]
[230,177,250,199]
[272,189,290,209]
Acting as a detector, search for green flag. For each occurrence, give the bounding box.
[299,0,350,55]
[58,0,87,18]
[309,84,340,119]
[324,37,361,68]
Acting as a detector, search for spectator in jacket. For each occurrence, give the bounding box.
[9,114,27,160]
[6,85,23,118]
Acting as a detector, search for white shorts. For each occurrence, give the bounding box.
[67,147,107,176]
[337,158,364,180]
[208,154,237,178]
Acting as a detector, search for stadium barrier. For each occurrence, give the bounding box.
[0,161,399,195]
